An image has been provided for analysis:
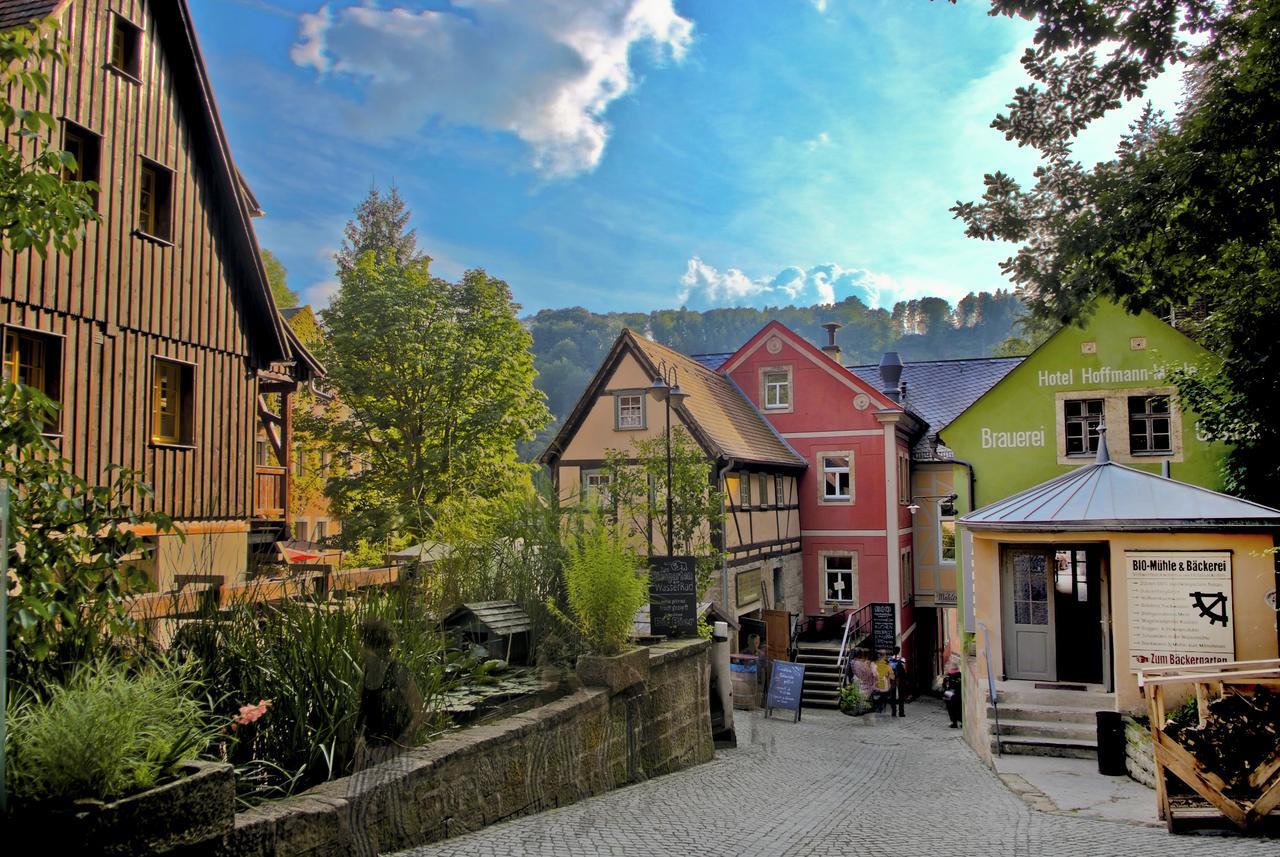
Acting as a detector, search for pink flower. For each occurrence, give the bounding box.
[230,699,272,730]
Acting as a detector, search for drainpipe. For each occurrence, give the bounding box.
[950,457,978,511]
[717,457,736,617]
[949,456,979,637]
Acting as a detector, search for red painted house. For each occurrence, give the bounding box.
[717,322,925,650]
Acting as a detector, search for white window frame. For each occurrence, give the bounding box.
[762,366,792,411]
[938,499,957,564]
[818,451,853,504]
[614,391,645,430]
[822,552,858,605]
[582,469,612,505]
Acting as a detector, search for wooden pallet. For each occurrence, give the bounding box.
[1140,660,1280,835]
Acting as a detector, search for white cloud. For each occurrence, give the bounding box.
[290,0,693,177]
[305,278,341,307]
[803,130,831,152]
[678,257,905,310]
[811,0,829,12]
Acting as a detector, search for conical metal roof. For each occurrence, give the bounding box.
[962,428,1280,532]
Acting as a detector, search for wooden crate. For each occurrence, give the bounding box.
[1139,659,1280,834]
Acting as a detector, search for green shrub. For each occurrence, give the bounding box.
[181,585,450,804]
[555,512,647,656]
[5,659,212,807]
[2,381,176,688]
[838,680,869,715]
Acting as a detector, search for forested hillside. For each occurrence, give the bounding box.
[525,290,1027,456]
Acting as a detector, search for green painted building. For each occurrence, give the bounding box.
[940,300,1228,508]
[937,300,1231,642]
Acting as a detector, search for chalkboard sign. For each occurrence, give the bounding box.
[765,660,805,722]
[871,602,895,653]
[649,556,697,638]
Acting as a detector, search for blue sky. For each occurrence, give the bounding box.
[189,0,1184,314]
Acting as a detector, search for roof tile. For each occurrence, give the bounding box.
[0,1,61,31]
[628,333,805,469]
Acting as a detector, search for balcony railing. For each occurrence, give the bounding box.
[254,465,287,519]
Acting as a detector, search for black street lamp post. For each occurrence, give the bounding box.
[648,364,688,555]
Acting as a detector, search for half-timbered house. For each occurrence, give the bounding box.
[0,0,318,587]
[539,329,808,628]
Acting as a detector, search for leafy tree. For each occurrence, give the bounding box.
[0,17,97,255]
[601,428,724,595]
[335,184,426,275]
[2,384,174,688]
[315,247,550,545]
[949,0,1280,502]
[261,248,298,309]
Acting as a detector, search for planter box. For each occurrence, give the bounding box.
[576,647,650,692]
[31,760,234,855]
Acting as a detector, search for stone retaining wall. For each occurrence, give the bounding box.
[1123,716,1156,789]
[204,639,712,856]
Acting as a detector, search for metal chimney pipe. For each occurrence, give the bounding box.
[879,352,903,399]
[821,322,843,362]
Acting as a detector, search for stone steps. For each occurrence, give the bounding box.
[991,735,1099,759]
[794,647,843,708]
[987,703,1098,725]
[992,718,1096,741]
[987,685,1112,758]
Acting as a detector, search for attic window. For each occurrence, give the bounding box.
[137,159,173,242]
[109,14,142,79]
[614,392,644,430]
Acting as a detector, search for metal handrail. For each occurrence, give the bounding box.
[979,623,1002,756]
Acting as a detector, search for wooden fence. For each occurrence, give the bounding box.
[126,564,402,622]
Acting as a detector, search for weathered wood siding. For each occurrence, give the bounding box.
[0,0,264,520]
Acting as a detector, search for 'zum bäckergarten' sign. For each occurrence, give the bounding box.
[1126,550,1235,671]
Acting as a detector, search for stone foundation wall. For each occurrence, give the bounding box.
[207,639,712,857]
[1124,716,1156,789]
[960,651,994,768]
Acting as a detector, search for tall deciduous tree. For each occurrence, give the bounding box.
[949,0,1280,503]
[261,248,298,309]
[317,225,549,544]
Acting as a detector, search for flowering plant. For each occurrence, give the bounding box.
[231,699,272,730]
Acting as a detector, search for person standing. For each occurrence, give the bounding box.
[888,645,907,718]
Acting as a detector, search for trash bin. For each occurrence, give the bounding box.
[1096,710,1126,776]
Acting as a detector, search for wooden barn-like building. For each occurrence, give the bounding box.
[0,0,319,587]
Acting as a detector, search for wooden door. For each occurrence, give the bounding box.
[763,609,790,663]
[1002,548,1056,681]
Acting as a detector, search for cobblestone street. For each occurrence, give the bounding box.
[393,700,1277,857]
